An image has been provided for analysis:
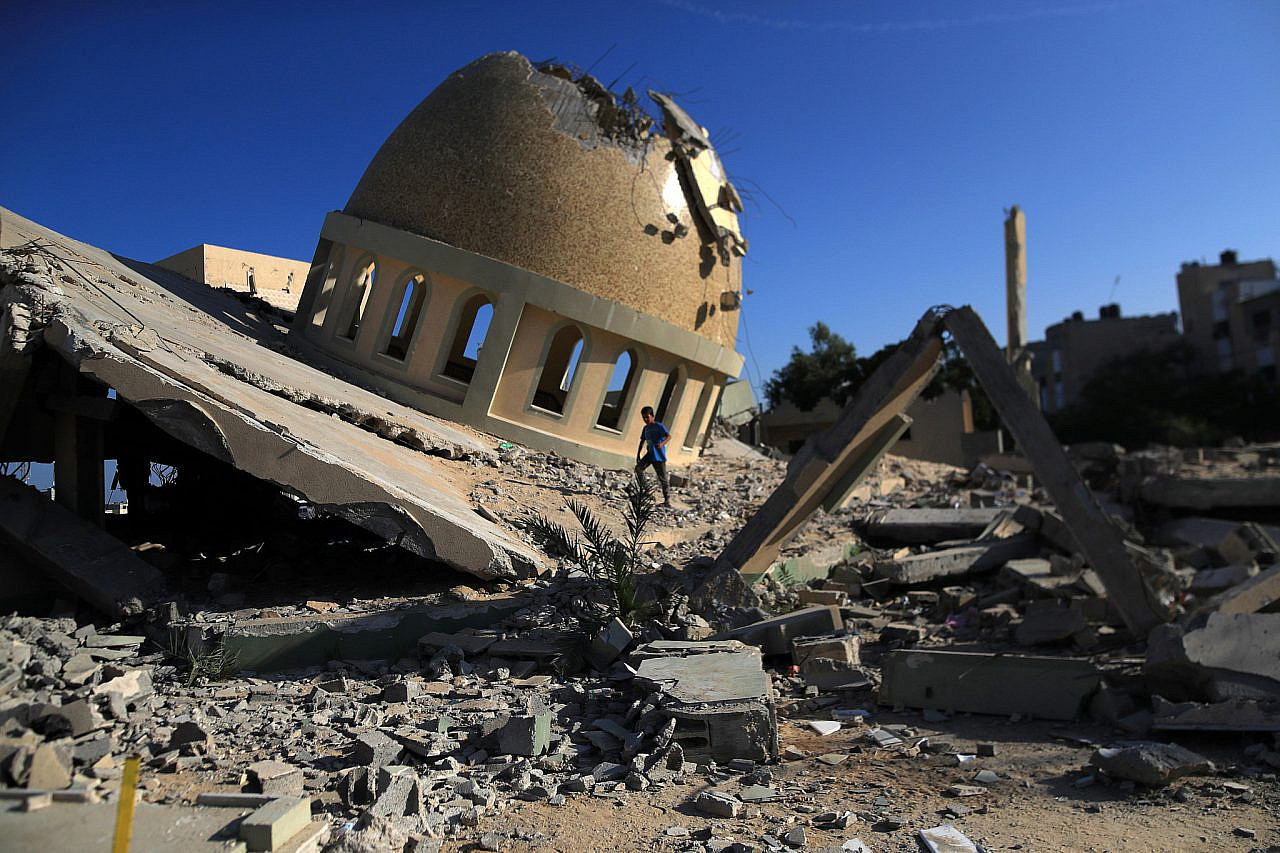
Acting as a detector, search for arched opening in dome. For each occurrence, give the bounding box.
[383,272,427,361]
[339,259,377,341]
[596,349,638,430]
[682,380,717,449]
[532,326,584,415]
[442,295,494,384]
[655,365,686,425]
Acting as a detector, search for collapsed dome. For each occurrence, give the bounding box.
[344,51,746,347]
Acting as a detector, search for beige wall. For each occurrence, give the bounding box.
[156,243,308,312]
[291,227,734,469]
[1177,254,1277,375]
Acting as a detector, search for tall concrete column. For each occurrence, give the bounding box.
[1004,205,1027,362]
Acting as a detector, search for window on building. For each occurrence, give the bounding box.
[1212,320,1230,340]
[1054,382,1064,410]
[1253,310,1272,343]
[442,295,494,383]
[1217,337,1233,372]
[532,326,584,415]
[339,260,376,341]
[596,349,638,430]
[383,273,427,361]
[1051,350,1062,373]
[655,366,684,424]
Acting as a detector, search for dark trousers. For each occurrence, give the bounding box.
[635,455,670,502]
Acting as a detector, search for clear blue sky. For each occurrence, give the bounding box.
[3,1,1277,399]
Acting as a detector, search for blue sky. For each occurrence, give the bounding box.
[3,0,1277,399]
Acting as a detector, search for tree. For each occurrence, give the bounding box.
[763,322,859,410]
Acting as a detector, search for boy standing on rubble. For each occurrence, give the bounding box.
[635,406,672,507]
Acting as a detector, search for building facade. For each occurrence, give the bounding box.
[156,244,307,312]
[1177,250,1279,379]
[1028,305,1181,413]
[289,53,746,469]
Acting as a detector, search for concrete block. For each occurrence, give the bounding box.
[498,713,552,757]
[880,649,1101,720]
[717,606,843,656]
[352,731,403,768]
[792,635,860,667]
[248,760,304,797]
[880,622,926,644]
[365,773,414,819]
[1146,612,1280,702]
[240,796,311,851]
[1151,696,1280,732]
[693,790,741,817]
[381,680,422,703]
[587,618,634,670]
[1014,600,1088,645]
[1090,742,1212,787]
[795,588,847,606]
[633,642,777,763]
[801,658,871,691]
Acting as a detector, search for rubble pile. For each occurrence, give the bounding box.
[2,435,1279,850]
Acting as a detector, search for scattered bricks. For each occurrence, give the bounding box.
[795,588,847,607]
[880,622,927,645]
[381,680,422,703]
[587,618,634,670]
[240,796,312,851]
[792,635,860,667]
[1090,742,1214,787]
[693,790,742,817]
[353,731,403,768]
[248,760,304,797]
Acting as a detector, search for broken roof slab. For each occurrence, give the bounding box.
[0,207,542,581]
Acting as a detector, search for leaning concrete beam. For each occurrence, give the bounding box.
[718,311,945,577]
[943,306,1169,635]
[1190,565,1280,617]
[879,649,1101,720]
[0,476,169,617]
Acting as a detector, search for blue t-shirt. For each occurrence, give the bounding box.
[641,422,670,463]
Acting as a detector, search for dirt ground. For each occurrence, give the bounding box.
[460,712,1278,852]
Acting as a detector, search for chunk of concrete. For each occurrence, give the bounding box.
[1090,742,1213,787]
[498,713,552,757]
[802,658,871,691]
[1146,613,1280,702]
[880,649,1101,720]
[864,507,1006,545]
[1151,696,1280,732]
[792,635,860,667]
[240,796,311,851]
[633,641,777,763]
[1014,600,1088,645]
[587,618,634,670]
[1192,564,1280,616]
[693,790,742,817]
[874,533,1038,585]
[716,606,843,656]
[248,760,304,797]
[918,824,980,853]
[352,731,403,768]
[1139,476,1280,511]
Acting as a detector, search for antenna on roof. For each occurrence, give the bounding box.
[1108,274,1120,303]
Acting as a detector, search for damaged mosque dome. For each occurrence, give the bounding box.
[290,51,748,469]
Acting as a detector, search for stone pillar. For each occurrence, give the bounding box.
[1004,205,1027,362]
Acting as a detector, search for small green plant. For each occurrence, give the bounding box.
[524,479,658,625]
[185,640,239,686]
[772,562,801,590]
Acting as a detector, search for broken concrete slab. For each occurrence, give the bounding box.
[586,617,634,670]
[1190,564,1280,616]
[0,476,169,618]
[497,712,552,757]
[1151,696,1280,732]
[1146,612,1280,702]
[0,800,248,852]
[879,649,1101,720]
[716,606,843,656]
[918,824,980,853]
[198,597,523,673]
[1139,476,1280,511]
[1090,742,1213,787]
[1014,599,1088,645]
[0,208,542,581]
[631,641,777,763]
[943,307,1171,635]
[792,635,860,668]
[863,507,1006,545]
[874,533,1038,585]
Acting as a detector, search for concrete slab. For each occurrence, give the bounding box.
[203,596,524,673]
[0,476,169,617]
[0,800,248,852]
[632,641,777,763]
[873,532,1038,585]
[863,508,1007,545]
[240,796,311,851]
[0,207,542,581]
[1152,696,1280,732]
[1146,612,1280,702]
[1191,565,1280,617]
[716,606,843,656]
[1139,476,1280,511]
[879,649,1101,720]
